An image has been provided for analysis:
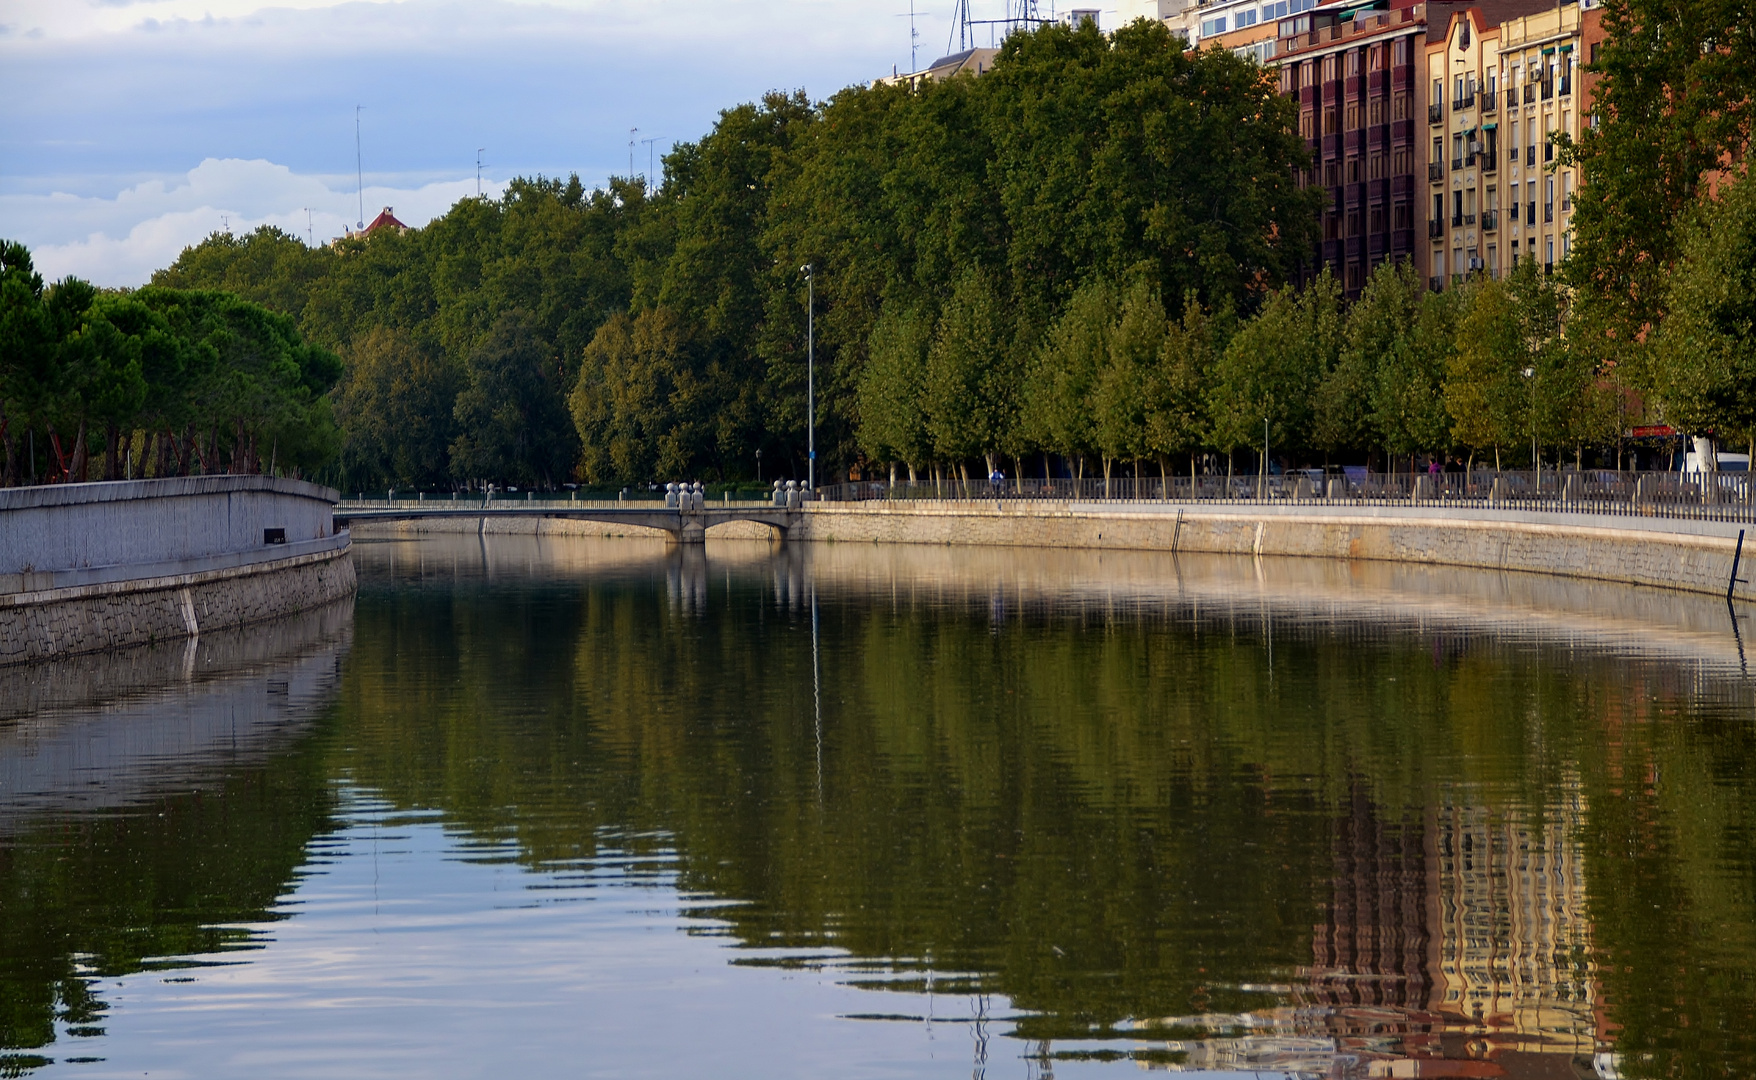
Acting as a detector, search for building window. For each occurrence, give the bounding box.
[1347,49,1362,76]
[1324,55,1338,80]
[1345,103,1361,128]
[1346,210,1361,235]
[1201,15,1227,36]
[1393,148,1412,174]
[1369,205,1387,232]
[1324,161,1338,185]
[1370,153,1386,180]
[1369,99,1385,125]
[1326,213,1340,239]
[1393,94,1410,120]
[1394,203,1412,229]
[1235,8,1257,27]
[1349,157,1362,182]
[1393,36,1409,65]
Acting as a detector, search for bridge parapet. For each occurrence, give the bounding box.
[333,503,800,543]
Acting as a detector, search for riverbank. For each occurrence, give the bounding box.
[1,477,355,665]
[350,499,1756,600]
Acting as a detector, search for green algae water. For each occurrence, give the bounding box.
[4,533,1756,1078]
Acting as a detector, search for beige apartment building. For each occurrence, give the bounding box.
[1423,0,1593,284]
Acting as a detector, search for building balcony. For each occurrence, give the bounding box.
[1544,205,1554,223]
[1451,212,1464,227]
[1428,220,1445,238]
[1452,157,1464,171]
[1482,209,1499,230]
[1428,102,1443,124]
[1559,77,1572,97]
[1527,203,1537,225]
[1428,275,1443,292]
[1524,85,1536,104]
[1429,161,1445,181]
[1527,145,1536,166]
[1481,154,1497,173]
[1481,89,1497,111]
[1465,212,1477,225]
[1541,79,1554,100]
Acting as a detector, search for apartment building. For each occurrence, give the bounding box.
[1272,1,1432,297]
[1427,1,1597,284]
[1144,0,1599,292]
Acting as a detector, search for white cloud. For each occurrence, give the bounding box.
[1,158,500,287]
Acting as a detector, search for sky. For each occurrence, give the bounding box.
[0,0,1053,287]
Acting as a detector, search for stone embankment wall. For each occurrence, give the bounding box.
[354,499,1756,599]
[1,476,354,665]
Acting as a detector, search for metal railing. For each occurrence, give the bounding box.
[813,470,1756,525]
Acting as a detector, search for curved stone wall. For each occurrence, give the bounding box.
[0,476,355,665]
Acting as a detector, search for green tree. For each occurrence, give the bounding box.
[1028,278,1113,480]
[452,312,577,488]
[856,302,933,483]
[1144,292,1228,480]
[332,326,462,489]
[1093,278,1166,489]
[1207,271,1341,478]
[1653,170,1756,456]
[1558,0,1756,337]
[569,307,706,484]
[923,267,1012,484]
[1446,263,1572,468]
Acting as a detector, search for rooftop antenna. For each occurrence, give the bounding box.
[640,136,661,191]
[629,127,638,179]
[221,213,230,234]
[303,207,314,246]
[355,105,365,230]
[476,148,486,198]
[948,0,974,52]
[894,0,924,71]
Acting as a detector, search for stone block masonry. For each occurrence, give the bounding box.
[0,547,356,666]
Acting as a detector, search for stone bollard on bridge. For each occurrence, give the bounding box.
[665,483,679,509]
[772,480,785,508]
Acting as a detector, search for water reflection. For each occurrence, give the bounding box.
[0,600,350,1064]
[9,536,1756,1077]
[336,536,1756,1077]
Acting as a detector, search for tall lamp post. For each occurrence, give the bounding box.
[802,263,815,491]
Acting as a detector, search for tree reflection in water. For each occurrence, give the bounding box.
[5,536,1756,1078]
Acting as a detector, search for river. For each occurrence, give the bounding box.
[3,533,1753,1078]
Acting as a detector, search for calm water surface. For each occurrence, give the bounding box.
[4,535,1756,1078]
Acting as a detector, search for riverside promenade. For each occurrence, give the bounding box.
[344,469,1756,602]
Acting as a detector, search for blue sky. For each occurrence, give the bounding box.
[0,0,1045,286]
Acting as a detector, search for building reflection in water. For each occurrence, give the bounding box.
[1130,780,1610,1079]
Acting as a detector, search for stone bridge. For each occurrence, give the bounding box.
[332,504,803,544]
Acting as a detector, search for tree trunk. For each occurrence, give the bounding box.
[0,405,14,487]
[70,421,89,483]
[105,424,120,481]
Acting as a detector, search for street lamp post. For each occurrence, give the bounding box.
[802,263,815,492]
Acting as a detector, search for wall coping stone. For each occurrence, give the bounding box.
[0,475,337,512]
